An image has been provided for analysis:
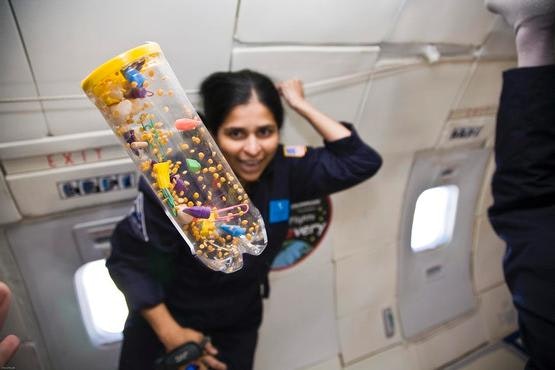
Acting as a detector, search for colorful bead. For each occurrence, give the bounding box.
[219,224,246,237]
[182,206,211,219]
[175,118,199,131]
[123,67,145,87]
[186,158,201,173]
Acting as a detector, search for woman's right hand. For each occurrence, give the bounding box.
[163,327,227,370]
[142,303,227,370]
[276,79,308,112]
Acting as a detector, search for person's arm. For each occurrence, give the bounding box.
[142,303,201,351]
[276,79,382,202]
[0,282,20,366]
[486,0,554,67]
[142,303,226,370]
[277,79,351,141]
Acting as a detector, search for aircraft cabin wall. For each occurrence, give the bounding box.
[0,0,522,369]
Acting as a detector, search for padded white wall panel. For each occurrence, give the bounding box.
[410,314,487,370]
[445,345,525,370]
[6,158,136,217]
[12,0,237,135]
[0,171,21,224]
[232,46,379,84]
[456,61,516,109]
[478,285,517,341]
[337,301,402,364]
[473,216,505,293]
[0,1,48,142]
[343,345,420,370]
[335,244,397,319]
[481,18,518,59]
[387,0,496,46]
[330,152,412,260]
[231,46,379,147]
[476,158,495,217]
[299,357,341,370]
[254,261,339,370]
[281,81,369,148]
[236,0,404,44]
[358,63,472,155]
[42,99,107,136]
[436,61,514,150]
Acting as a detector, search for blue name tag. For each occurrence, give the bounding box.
[269,199,290,223]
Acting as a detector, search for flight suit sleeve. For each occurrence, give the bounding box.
[287,123,382,202]
[106,176,182,312]
[488,65,555,370]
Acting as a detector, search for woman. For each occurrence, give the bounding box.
[107,70,382,370]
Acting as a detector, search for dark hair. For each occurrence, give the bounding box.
[199,69,284,135]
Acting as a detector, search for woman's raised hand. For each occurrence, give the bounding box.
[277,79,307,111]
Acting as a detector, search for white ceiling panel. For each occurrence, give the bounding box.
[12,0,237,134]
[0,0,48,141]
[236,0,404,44]
[387,0,496,46]
[358,62,472,155]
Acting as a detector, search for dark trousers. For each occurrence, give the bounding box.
[519,307,555,370]
[119,320,258,370]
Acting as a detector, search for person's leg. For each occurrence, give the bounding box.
[486,0,554,66]
[208,328,258,370]
[518,306,555,370]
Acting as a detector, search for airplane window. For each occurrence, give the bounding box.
[410,185,459,252]
[74,259,128,346]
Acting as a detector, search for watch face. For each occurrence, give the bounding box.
[271,196,332,271]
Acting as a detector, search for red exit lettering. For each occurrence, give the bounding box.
[44,148,103,168]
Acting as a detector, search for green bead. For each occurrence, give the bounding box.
[186,158,201,173]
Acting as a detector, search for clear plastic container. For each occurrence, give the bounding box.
[81,43,267,273]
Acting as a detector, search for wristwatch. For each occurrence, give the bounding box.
[155,336,210,370]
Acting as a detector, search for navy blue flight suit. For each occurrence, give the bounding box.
[488,65,555,370]
[107,124,382,370]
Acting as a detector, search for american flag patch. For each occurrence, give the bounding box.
[283,145,307,158]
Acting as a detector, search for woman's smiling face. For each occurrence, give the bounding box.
[216,97,280,183]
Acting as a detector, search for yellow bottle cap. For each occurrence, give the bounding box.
[81,42,162,93]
